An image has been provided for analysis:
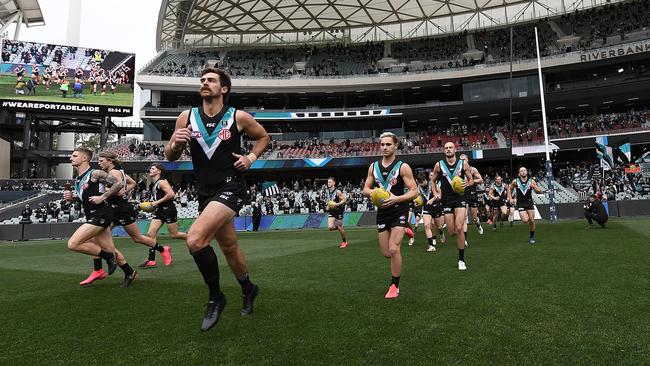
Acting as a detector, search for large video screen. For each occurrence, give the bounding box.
[1,39,135,116]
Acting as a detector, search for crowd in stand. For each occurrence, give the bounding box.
[148,50,214,76]
[106,111,648,162]
[0,180,73,191]
[303,41,385,77]
[505,110,649,145]
[261,125,499,159]
[3,159,648,223]
[556,0,650,51]
[18,200,79,224]
[474,21,556,63]
[224,48,305,78]
[144,1,650,80]
[556,160,650,200]
[548,111,647,138]
[241,178,374,216]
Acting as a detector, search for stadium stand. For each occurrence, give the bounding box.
[554,0,650,51]
[141,0,650,79]
[107,111,647,161]
[474,21,557,63]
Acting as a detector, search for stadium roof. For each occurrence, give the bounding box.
[0,0,44,29]
[156,0,619,50]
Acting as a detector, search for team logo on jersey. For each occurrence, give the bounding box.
[191,131,203,139]
[390,178,397,186]
[218,129,231,141]
[189,107,236,159]
[82,183,89,190]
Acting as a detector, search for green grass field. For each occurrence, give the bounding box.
[0,74,134,106]
[1,219,649,365]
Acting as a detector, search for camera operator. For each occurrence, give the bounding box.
[584,194,608,229]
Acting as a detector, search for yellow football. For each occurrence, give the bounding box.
[326,200,336,210]
[371,188,390,207]
[139,201,155,213]
[452,176,465,195]
[414,194,425,207]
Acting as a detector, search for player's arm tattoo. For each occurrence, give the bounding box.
[473,168,483,185]
[92,169,123,198]
[338,190,347,204]
[463,161,474,187]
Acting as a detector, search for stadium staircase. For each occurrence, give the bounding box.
[494,132,508,148]
[534,180,579,204]
[101,52,132,73]
[61,49,88,71]
[548,21,566,38]
[67,48,91,70]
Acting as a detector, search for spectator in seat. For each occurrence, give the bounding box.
[20,204,33,224]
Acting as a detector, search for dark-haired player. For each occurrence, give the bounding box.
[88,74,97,95]
[415,172,436,252]
[14,64,26,81]
[459,154,483,246]
[139,163,186,267]
[431,142,473,270]
[99,72,108,95]
[488,176,508,231]
[428,178,447,251]
[109,73,120,94]
[42,66,52,89]
[325,177,348,248]
[166,67,270,331]
[31,65,40,85]
[363,132,418,298]
[507,166,544,244]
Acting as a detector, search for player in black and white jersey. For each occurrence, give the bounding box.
[30,64,40,84]
[109,73,120,94]
[98,72,109,95]
[414,172,436,252]
[363,132,418,298]
[431,142,474,270]
[325,177,348,248]
[140,164,186,268]
[88,74,97,95]
[64,147,136,287]
[166,67,270,331]
[459,154,484,246]
[14,64,26,81]
[79,152,174,286]
[42,66,52,89]
[488,176,509,231]
[507,166,544,244]
[429,177,447,251]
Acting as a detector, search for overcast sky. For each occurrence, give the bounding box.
[5,0,163,117]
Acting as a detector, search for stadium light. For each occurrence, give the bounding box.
[534,26,558,223]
